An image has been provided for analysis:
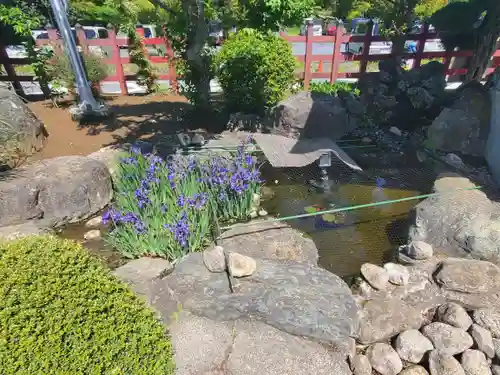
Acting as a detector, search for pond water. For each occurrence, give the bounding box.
[259,149,443,278]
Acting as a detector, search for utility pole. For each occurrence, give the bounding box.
[49,0,109,121]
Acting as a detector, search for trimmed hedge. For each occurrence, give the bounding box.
[0,236,175,375]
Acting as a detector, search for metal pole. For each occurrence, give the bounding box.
[48,0,108,120]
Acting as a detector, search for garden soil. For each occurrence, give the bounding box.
[27,94,215,161]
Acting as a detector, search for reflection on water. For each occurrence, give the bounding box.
[261,163,436,278]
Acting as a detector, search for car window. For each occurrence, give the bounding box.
[355,22,368,34]
[37,32,49,40]
[143,27,152,38]
[84,29,97,39]
[98,29,109,39]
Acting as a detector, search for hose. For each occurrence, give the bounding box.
[219,186,482,232]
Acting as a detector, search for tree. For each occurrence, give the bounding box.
[431,0,500,82]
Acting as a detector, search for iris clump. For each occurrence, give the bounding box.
[104,138,262,260]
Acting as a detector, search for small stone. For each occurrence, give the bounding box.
[83,229,101,241]
[390,126,402,136]
[384,262,410,285]
[258,209,268,217]
[252,193,261,208]
[85,216,103,228]
[428,350,465,375]
[443,153,466,169]
[361,263,390,290]
[473,310,500,339]
[492,365,500,375]
[366,343,403,375]
[203,246,226,273]
[228,252,256,277]
[395,329,434,363]
[362,137,372,144]
[422,322,473,356]
[407,241,434,260]
[401,366,430,375]
[470,324,495,359]
[437,303,473,331]
[249,210,258,219]
[461,349,491,375]
[351,354,372,375]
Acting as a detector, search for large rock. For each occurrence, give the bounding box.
[408,174,500,262]
[427,81,491,157]
[145,253,358,353]
[395,329,434,363]
[437,303,473,330]
[401,366,430,375]
[422,322,473,356]
[0,85,47,168]
[435,259,500,294]
[269,91,355,140]
[469,324,495,358]
[0,156,112,227]
[473,310,500,339]
[220,220,319,264]
[460,349,492,375]
[169,312,352,375]
[365,343,403,375]
[428,350,466,375]
[351,354,372,375]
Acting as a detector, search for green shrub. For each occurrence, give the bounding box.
[309,81,360,97]
[46,51,108,96]
[104,139,262,260]
[0,236,175,375]
[214,28,296,114]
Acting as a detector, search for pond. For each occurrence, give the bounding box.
[259,147,445,278]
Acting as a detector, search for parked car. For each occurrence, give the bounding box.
[208,21,224,46]
[346,18,391,55]
[300,18,323,36]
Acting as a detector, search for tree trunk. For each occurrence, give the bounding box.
[465,4,500,82]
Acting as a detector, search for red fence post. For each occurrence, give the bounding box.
[107,25,128,95]
[304,21,313,90]
[330,26,343,84]
[413,23,429,69]
[359,21,373,74]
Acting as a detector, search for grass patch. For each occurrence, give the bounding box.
[104,140,262,260]
[0,236,175,375]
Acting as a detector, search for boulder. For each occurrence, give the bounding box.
[0,156,113,228]
[473,310,500,339]
[87,145,126,176]
[0,221,52,241]
[365,343,403,375]
[351,354,372,375]
[428,350,466,375]
[427,81,491,157]
[173,312,355,375]
[422,322,473,356]
[460,349,492,375]
[395,329,434,363]
[269,91,355,140]
[493,338,500,359]
[437,303,473,331]
[470,324,495,358]
[408,174,500,262]
[0,85,47,168]
[147,254,358,353]
[113,257,173,288]
[220,220,319,264]
[492,366,500,375]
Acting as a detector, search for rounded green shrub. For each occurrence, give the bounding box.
[214,28,297,114]
[0,236,174,375]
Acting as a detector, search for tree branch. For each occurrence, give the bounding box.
[147,0,177,15]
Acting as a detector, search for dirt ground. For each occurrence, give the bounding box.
[28,94,222,160]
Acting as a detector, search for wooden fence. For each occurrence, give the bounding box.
[1,23,500,96]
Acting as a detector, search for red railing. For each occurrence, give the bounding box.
[1,23,500,96]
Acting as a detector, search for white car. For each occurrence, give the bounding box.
[347,20,391,55]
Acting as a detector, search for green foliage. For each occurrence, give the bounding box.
[104,142,262,259]
[0,235,175,375]
[127,27,158,93]
[240,0,315,30]
[46,51,108,97]
[214,29,296,113]
[309,80,360,96]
